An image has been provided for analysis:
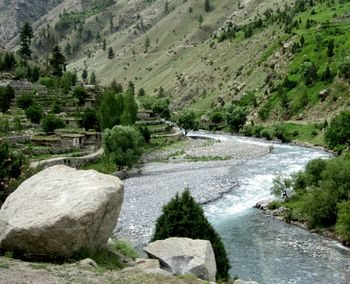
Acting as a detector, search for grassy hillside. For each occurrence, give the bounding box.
[19,0,349,124]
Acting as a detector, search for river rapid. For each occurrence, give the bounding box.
[116,131,350,284]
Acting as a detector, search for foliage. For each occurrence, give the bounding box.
[60,71,77,93]
[40,77,57,89]
[103,125,143,170]
[41,114,65,134]
[152,188,231,280]
[0,142,28,205]
[81,108,99,131]
[177,110,198,135]
[225,104,247,133]
[73,86,88,106]
[325,111,350,152]
[16,93,34,110]
[336,200,350,244]
[50,46,66,76]
[25,103,43,124]
[120,89,138,125]
[139,96,170,119]
[99,90,124,130]
[108,47,115,59]
[282,156,350,236]
[19,23,34,60]
[138,126,151,143]
[0,85,15,113]
[271,175,293,200]
[113,239,139,260]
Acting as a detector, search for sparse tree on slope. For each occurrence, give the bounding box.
[19,23,34,60]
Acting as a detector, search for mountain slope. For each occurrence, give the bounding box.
[0,0,65,48]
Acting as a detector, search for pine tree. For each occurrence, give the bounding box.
[49,46,66,77]
[152,188,231,280]
[145,36,150,53]
[108,47,115,59]
[204,0,211,12]
[82,68,88,82]
[90,71,96,85]
[19,23,34,60]
[102,39,107,51]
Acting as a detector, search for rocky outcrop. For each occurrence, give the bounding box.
[0,165,123,258]
[0,0,64,47]
[144,237,217,282]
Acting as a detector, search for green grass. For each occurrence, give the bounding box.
[113,240,139,260]
[0,262,9,269]
[81,158,117,174]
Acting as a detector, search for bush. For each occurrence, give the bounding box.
[81,108,99,131]
[225,104,247,133]
[73,86,88,106]
[0,85,15,113]
[325,111,350,152]
[103,125,143,170]
[0,142,28,205]
[41,114,65,134]
[267,200,282,210]
[152,188,231,280]
[16,93,34,109]
[25,104,43,124]
[138,126,151,143]
[39,77,57,89]
[336,200,350,244]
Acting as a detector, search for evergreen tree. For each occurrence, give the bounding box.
[152,188,231,280]
[102,39,107,51]
[198,14,204,26]
[327,39,334,57]
[19,23,34,60]
[90,71,96,85]
[121,88,138,125]
[82,68,88,82]
[138,88,146,97]
[204,0,211,12]
[49,46,66,76]
[110,79,123,93]
[108,47,115,59]
[145,36,150,53]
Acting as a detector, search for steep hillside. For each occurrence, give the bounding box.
[0,0,65,48]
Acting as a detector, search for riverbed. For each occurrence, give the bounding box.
[115,131,350,284]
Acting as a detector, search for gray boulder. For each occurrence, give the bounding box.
[144,237,216,282]
[0,165,123,258]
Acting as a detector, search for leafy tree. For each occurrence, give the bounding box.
[99,90,124,130]
[25,103,43,124]
[336,200,350,244]
[225,104,247,133]
[41,114,65,134]
[0,85,15,113]
[81,108,99,131]
[325,111,350,152]
[0,142,27,205]
[60,71,77,93]
[72,86,88,106]
[103,125,143,170]
[110,79,123,93]
[121,89,138,125]
[108,47,115,59]
[19,23,34,60]
[271,175,293,200]
[2,52,16,71]
[302,62,318,85]
[50,46,66,76]
[152,188,231,280]
[138,126,151,143]
[177,110,197,135]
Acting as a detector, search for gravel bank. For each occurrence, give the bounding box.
[114,137,270,247]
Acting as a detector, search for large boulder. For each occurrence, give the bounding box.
[144,237,216,282]
[0,165,123,258]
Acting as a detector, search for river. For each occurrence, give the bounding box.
[117,131,350,283]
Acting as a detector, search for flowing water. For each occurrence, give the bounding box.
[120,132,350,283]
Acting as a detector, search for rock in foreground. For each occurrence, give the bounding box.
[144,237,216,282]
[0,165,123,258]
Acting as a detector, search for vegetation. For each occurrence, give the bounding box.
[272,155,350,245]
[152,188,230,280]
[102,125,143,170]
[325,111,350,153]
[41,114,65,134]
[177,110,198,135]
[19,23,34,60]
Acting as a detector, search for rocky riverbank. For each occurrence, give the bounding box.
[114,136,270,247]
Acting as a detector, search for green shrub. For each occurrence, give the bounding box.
[152,188,231,280]
[103,125,143,170]
[267,200,282,210]
[336,200,350,243]
[39,77,57,89]
[25,104,43,124]
[41,114,65,134]
[325,111,350,152]
[16,93,34,109]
